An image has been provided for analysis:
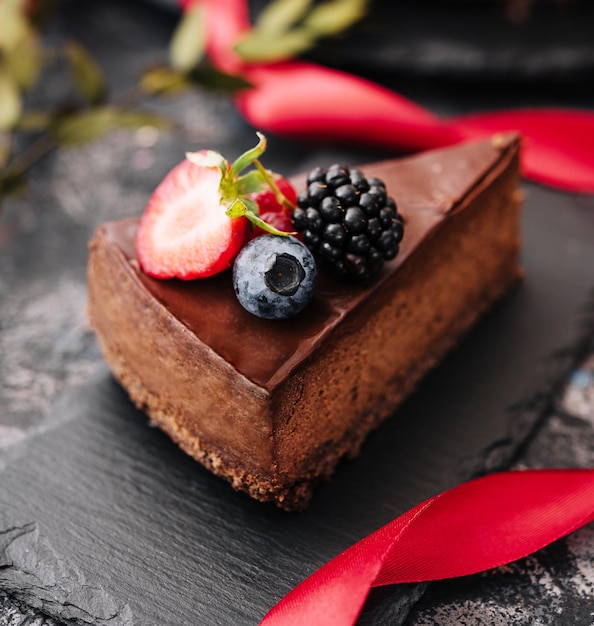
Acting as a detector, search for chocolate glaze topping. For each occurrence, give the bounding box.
[103,135,519,390]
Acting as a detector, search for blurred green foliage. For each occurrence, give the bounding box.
[235,0,369,63]
[0,0,368,205]
[0,0,171,203]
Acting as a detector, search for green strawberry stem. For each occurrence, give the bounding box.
[226,197,294,236]
[229,132,267,179]
[253,159,295,212]
[189,132,296,236]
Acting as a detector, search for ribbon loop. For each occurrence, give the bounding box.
[261,470,594,626]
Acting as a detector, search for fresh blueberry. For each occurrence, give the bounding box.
[233,235,317,319]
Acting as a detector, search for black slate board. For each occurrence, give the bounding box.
[1,184,594,626]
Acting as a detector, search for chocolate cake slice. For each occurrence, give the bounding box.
[88,134,522,510]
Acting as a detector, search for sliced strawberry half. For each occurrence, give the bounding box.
[136,133,297,281]
[136,157,249,280]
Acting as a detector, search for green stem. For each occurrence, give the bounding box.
[0,132,12,171]
[229,132,267,179]
[5,132,56,176]
[254,159,295,212]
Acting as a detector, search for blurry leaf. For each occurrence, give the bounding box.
[0,67,22,131]
[170,4,206,73]
[254,0,313,35]
[5,27,42,90]
[0,132,11,167]
[0,0,29,52]
[235,28,315,63]
[235,0,368,62]
[304,0,368,36]
[143,62,249,96]
[242,196,259,214]
[15,109,52,133]
[235,169,265,195]
[140,66,191,96]
[52,107,172,146]
[52,107,116,145]
[0,169,26,197]
[111,110,173,132]
[65,42,107,105]
[189,63,252,92]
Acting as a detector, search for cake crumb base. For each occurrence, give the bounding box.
[94,337,323,510]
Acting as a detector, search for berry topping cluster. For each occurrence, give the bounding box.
[135,134,404,320]
[292,164,404,280]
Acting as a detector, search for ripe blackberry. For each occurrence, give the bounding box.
[291,164,404,280]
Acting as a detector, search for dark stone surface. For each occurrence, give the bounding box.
[403,360,594,626]
[1,1,594,625]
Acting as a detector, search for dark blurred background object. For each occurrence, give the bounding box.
[148,0,594,88]
[305,0,594,87]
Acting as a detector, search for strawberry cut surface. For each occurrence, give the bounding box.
[136,159,249,280]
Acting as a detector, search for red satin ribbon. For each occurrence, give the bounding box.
[183,0,594,193]
[452,109,594,192]
[260,469,594,626]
